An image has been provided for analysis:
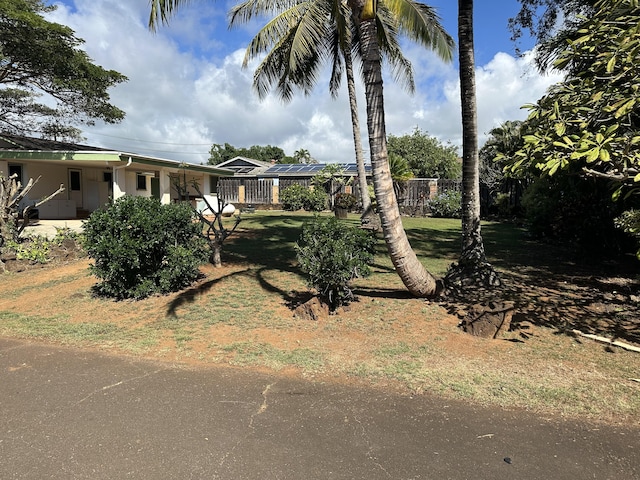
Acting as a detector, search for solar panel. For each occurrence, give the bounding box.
[263,163,371,176]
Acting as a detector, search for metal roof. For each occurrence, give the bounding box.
[0,133,233,176]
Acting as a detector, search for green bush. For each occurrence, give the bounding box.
[428,190,462,218]
[521,175,630,255]
[296,216,375,310]
[334,192,358,211]
[5,235,51,263]
[83,196,208,299]
[280,184,327,212]
[304,187,328,212]
[614,210,640,259]
[280,184,307,211]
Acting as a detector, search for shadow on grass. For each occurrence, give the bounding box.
[204,213,640,345]
[167,268,254,318]
[439,222,640,345]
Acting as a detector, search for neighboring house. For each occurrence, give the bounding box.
[0,134,233,219]
[215,156,274,176]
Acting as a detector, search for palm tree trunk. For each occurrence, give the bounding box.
[358,16,440,297]
[445,0,500,291]
[343,47,371,215]
[458,0,485,265]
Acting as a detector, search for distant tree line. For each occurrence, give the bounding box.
[209,128,461,180]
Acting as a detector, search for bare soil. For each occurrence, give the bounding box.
[1,236,639,425]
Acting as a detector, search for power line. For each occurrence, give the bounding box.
[87,130,214,147]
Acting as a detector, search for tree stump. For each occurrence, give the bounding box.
[293,297,329,321]
[459,301,515,339]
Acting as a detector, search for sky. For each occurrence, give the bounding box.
[45,0,564,164]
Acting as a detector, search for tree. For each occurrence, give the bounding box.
[148,0,453,297]
[351,0,452,296]
[507,0,640,197]
[294,148,317,164]
[479,120,528,213]
[0,0,127,139]
[446,0,498,289]
[0,173,64,255]
[208,143,287,164]
[387,127,460,178]
[228,0,424,216]
[509,0,596,69]
[171,172,242,267]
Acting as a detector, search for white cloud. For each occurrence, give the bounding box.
[46,0,564,164]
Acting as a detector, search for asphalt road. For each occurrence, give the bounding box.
[1,337,638,479]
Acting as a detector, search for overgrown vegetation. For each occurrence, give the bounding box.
[296,215,376,309]
[521,174,631,254]
[83,196,207,299]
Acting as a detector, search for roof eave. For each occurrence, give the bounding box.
[0,150,234,176]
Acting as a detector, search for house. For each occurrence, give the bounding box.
[215,156,274,176]
[0,134,233,219]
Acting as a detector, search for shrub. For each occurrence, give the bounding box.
[614,210,640,259]
[280,184,327,212]
[83,196,208,299]
[521,175,631,256]
[5,235,51,263]
[428,190,462,218]
[296,215,375,310]
[334,192,358,211]
[304,187,328,212]
[280,184,307,211]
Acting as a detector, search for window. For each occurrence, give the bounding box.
[8,164,23,184]
[103,171,113,183]
[209,175,218,194]
[70,170,81,191]
[136,174,147,191]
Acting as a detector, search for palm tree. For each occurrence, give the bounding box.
[228,0,423,216]
[457,0,484,265]
[148,0,453,297]
[231,0,453,296]
[447,0,499,288]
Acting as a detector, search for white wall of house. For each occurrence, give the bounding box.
[2,157,226,218]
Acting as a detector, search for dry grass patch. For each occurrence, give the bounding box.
[0,212,638,426]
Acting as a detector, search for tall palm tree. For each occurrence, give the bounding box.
[232,0,453,296]
[228,0,423,216]
[457,0,484,265]
[149,0,453,297]
[449,0,499,288]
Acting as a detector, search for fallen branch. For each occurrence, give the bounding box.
[571,329,640,353]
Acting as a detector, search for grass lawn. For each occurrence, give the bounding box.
[1,211,639,425]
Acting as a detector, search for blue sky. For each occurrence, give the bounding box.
[47,0,560,164]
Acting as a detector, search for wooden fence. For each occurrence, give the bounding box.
[218,177,460,210]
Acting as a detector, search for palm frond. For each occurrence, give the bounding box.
[375,5,415,93]
[148,0,193,31]
[229,0,311,24]
[382,0,454,62]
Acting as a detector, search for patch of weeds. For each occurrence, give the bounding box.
[5,235,51,263]
[0,312,159,354]
[382,360,422,380]
[374,342,412,358]
[223,341,324,372]
[0,312,117,342]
